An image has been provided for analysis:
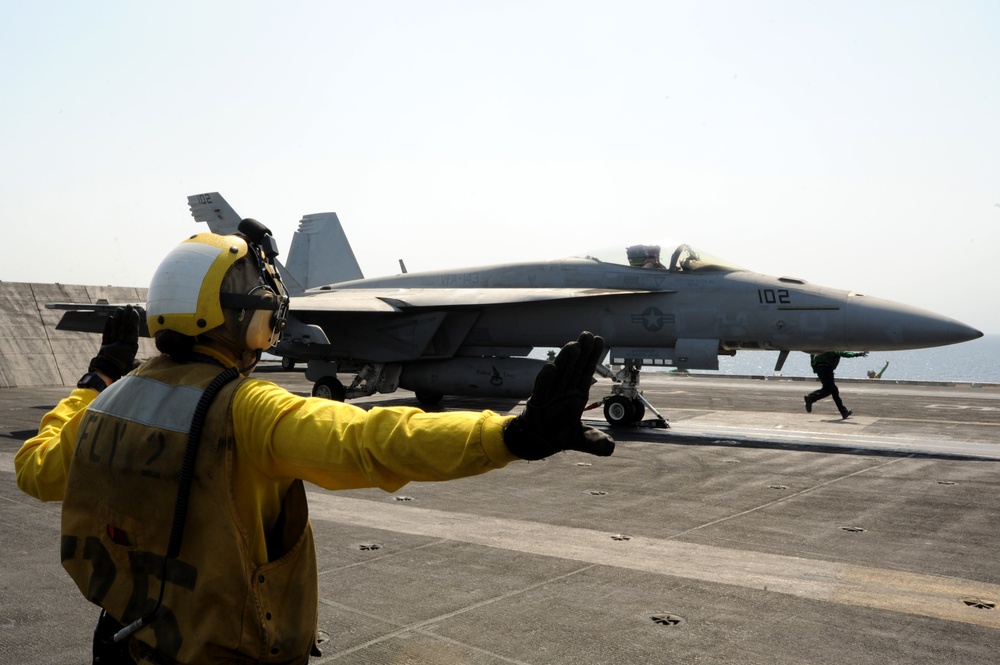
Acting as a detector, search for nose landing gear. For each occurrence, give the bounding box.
[595,361,668,428]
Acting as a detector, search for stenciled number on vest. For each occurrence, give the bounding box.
[64,533,197,659]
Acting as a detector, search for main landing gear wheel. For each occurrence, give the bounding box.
[603,395,636,427]
[312,376,346,401]
[281,356,296,370]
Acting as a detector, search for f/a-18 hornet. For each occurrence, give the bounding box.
[53,192,983,429]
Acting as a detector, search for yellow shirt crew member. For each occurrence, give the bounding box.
[15,222,614,664]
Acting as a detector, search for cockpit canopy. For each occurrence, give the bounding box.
[578,241,744,273]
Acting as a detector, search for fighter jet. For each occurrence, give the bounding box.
[53,192,983,428]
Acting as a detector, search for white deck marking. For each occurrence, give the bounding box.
[308,492,1000,629]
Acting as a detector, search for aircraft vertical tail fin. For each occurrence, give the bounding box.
[186,193,361,291]
[186,191,308,295]
[286,212,364,289]
[186,192,242,235]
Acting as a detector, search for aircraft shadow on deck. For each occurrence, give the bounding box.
[620,428,1000,462]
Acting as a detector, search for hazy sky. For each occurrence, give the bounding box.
[3,1,998,333]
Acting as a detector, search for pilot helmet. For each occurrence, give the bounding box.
[626,244,661,267]
[146,231,288,352]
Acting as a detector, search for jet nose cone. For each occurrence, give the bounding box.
[950,321,984,344]
[846,296,983,350]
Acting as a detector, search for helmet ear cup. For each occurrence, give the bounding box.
[244,309,274,351]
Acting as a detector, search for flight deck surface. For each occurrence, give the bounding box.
[2,371,998,664]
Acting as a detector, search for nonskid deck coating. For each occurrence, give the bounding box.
[2,372,998,664]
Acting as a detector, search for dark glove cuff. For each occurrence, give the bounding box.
[89,355,126,381]
[503,416,558,461]
[77,371,108,392]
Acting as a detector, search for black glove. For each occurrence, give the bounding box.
[503,331,616,460]
[88,305,140,381]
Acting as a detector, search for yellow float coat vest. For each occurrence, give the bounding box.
[60,357,318,664]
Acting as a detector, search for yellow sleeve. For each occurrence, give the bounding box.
[232,379,519,492]
[15,388,98,502]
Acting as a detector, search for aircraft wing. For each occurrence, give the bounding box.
[293,287,676,313]
[46,302,150,336]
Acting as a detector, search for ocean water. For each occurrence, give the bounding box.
[694,334,1000,384]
